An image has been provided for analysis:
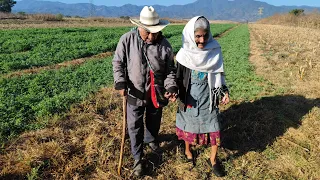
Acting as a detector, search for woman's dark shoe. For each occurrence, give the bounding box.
[184,151,196,166]
[184,154,193,163]
[207,158,226,177]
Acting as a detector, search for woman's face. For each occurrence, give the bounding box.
[194,28,209,49]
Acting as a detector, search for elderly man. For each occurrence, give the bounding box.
[112,6,177,176]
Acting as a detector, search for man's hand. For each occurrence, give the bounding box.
[221,92,230,105]
[118,89,127,96]
[165,92,178,102]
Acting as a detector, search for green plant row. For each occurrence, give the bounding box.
[0,24,235,75]
[163,23,235,38]
[217,25,271,100]
[0,27,131,75]
[0,27,130,54]
[0,57,114,143]
[162,25,185,38]
[210,24,236,37]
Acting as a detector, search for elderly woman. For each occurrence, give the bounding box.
[175,16,229,177]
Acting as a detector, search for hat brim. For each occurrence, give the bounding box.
[130,18,170,33]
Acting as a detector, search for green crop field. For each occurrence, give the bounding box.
[0,24,236,75]
[0,58,114,142]
[0,24,236,144]
[0,27,130,74]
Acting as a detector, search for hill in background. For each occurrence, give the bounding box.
[13,0,320,21]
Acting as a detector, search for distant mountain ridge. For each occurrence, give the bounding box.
[13,0,320,21]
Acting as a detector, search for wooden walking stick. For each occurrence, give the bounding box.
[118,95,127,175]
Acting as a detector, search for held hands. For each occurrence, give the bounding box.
[119,90,177,102]
[221,92,230,105]
[164,92,178,102]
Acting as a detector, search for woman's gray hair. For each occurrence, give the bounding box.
[194,17,210,32]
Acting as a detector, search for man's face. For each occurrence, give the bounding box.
[194,28,209,49]
[138,27,159,44]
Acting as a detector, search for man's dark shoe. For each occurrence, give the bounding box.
[148,142,160,152]
[207,159,226,177]
[133,159,144,177]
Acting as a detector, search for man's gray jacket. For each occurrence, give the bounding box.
[112,28,177,106]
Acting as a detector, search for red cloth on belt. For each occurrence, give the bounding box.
[150,70,160,108]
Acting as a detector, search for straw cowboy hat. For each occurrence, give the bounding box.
[130,6,170,33]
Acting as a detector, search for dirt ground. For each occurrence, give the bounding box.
[0,17,239,29]
[0,17,188,29]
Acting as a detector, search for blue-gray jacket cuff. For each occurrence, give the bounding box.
[115,82,126,90]
[166,86,178,94]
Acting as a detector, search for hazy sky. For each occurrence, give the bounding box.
[18,0,320,7]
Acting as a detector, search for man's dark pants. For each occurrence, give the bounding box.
[127,102,163,160]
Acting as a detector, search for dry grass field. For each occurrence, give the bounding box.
[248,23,320,179]
[0,18,133,29]
[258,12,320,29]
[250,24,320,98]
[0,13,187,29]
[0,14,319,179]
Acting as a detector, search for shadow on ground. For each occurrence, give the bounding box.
[128,95,320,179]
[220,95,320,157]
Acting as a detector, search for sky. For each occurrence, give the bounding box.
[17,0,320,7]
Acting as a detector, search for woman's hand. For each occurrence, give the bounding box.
[221,92,230,105]
[165,92,178,102]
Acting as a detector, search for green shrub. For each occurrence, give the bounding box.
[120,16,130,20]
[56,13,64,21]
[289,9,304,16]
[17,11,26,16]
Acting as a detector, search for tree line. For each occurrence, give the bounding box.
[0,0,16,13]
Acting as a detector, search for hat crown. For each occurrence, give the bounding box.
[139,6,159,26]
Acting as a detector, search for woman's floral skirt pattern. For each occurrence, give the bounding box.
[176,127,220,146]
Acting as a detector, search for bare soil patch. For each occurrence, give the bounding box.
[4,52,113,78]
[0,17,187,29]
[214,24,240,39]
